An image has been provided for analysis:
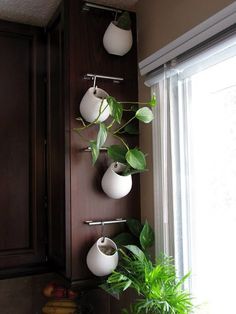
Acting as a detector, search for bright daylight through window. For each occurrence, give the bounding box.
[180,52,236,314]
[152,31,236,314]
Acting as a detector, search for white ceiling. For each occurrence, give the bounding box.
[0,0,138,27]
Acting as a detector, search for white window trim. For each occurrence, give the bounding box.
[139,1,236,76]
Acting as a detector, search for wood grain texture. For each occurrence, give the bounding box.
[47,10,66,274]
[64,0,139,282]
[47,0,139,289]
[0,19,47,274]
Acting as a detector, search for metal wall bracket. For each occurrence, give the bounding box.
[84,218,127,226]
[83,73,124,84]
[83,146,107,152]
[82,2,122,14]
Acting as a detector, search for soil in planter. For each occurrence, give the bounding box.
[93,91,105,99]
[98,245,116,255]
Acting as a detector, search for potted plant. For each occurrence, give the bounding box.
[101,220,194,314]
[74,95,156,199]
[103,11,133,56]
[79,86,110,123]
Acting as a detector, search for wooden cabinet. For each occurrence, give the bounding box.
[0,20,47,278]
[47,0,140,288]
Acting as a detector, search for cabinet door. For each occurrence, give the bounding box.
[0,21,47,278]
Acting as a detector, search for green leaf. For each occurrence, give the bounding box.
[112,232,138,248]
[123,167,147,176]
[107,145,127,164]
[126,219,143,238]
[135,107,154,123]
[107,96,123,124]
[89,140,99,165]
[97,123,107,149]
[121,165,134,176]
[116,11,131,30]
[148,94,157,107]
[124,245,146,261]
[125,148,146,170]
[140,221,155,250]
[124,123,139,135]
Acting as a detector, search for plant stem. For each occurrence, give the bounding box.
[93,100,109,124]
[113,116,136,134]
[122,108,137,112]
[73,128,91,142]
[75,117,87,127]
[120,101,150,105]
[107,119,116,129]
[112,134,129,150]
[75,100,108,131]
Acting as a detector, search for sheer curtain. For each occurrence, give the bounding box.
[151,30,236,312]
[151,64,184,268]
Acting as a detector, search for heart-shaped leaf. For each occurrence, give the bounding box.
[125,148,146,170]
[97,123,107,149]
[124,123,139,135]
[126,219,143,238]
[122,167,147,176]
[140,221,155,250]
[135,107,154,123]
[107,145,127,164]
[89,140,99,165]
[107,96,123,124]
[124,245,146,261]
[112,232,138,248]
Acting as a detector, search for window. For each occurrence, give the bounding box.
[151,30,236,313]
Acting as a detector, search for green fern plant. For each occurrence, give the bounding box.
[102,221,194,314]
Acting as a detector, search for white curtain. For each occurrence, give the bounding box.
[151,65,181,259]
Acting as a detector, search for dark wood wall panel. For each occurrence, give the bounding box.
[0,20,47,276]
[0,34,30,251]
[64,0,139,282]
[47,13,66,272]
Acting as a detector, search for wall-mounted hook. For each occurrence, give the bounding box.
[114,10,118,22]
[101,221,105,243]
[93,75,97,93]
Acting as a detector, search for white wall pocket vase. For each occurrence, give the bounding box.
[86,237,118,277]
[79,87,110,123]
[103,22,133,56]
[101,162,132,199]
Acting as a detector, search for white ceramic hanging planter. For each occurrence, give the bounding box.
[101,162,132,199]
[103,22,133,56]
[79,87,110,123]
[86,237,118,276]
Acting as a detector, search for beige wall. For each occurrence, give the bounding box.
[136,0,234,224]
[136,0,234,60]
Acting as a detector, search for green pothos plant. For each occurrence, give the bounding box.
[74,95,157,176]
[102,220,194,314]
